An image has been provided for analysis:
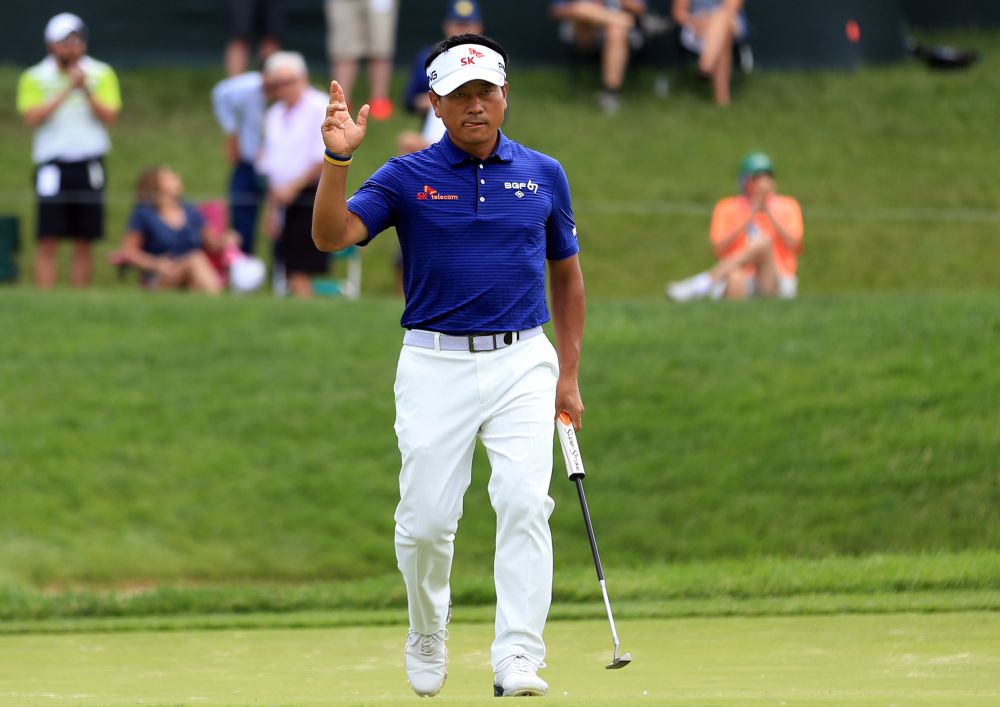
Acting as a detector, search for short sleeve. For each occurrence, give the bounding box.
[545,161,579,260]
[346,160,403,245]
[16,71,45,114]
[774,196,804,248]
[211,79,238,134]
[92,65,122,111]
[710,198,743,246]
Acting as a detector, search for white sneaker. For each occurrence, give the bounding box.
[493,655,548,697]
[666,272,714,302]
[598,90,621,115]
[405,629,448,697]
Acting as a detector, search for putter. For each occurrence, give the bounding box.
[556,412,632,670]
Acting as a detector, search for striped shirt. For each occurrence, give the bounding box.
[348,131,579,334]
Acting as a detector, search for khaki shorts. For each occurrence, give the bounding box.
[325,0,399,61]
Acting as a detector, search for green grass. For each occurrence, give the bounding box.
[1,30,998,638]
[2,613,998,705]
[2,553,998,626]
[0,290,996,619]
[2,29,999,295]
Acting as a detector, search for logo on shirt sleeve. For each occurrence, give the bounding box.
[416,185,459,201]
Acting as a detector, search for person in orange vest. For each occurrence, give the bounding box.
[666,152,804,301]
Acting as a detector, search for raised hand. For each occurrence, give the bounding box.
[322,81,370,156]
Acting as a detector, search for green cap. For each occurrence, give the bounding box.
[739,152,774,179]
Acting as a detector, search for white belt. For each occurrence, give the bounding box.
[403,326,543,353]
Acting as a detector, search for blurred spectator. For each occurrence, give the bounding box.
[324,0,399,120]
[549,0,647,114]
[211,69,267,255]
[257,51,330,298]
[672,0,747,106]
[397,0,485,155]
[225,0,284,76]
[17,12,121,289]
[666,153,803,301]
[118,166,224,294]
[199,201,269,293]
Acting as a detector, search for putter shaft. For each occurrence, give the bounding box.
[558,414,632,669]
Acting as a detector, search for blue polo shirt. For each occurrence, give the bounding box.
[348,131,579,335]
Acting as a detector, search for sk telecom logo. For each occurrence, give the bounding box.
[461,47,485,66]
[416,185,459,201]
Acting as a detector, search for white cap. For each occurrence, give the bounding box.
[45,12,85,43]
[426,43,506,96]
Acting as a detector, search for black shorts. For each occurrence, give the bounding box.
[280,186,329,275]
[35,158,106,241]
[230,0,283,41]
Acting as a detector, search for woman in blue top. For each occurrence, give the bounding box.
[120,165,224,293]
[673,0,746,106]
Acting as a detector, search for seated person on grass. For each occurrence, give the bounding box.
[118,165,225,294]
[666,152,803,302]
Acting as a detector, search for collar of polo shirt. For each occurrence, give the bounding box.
[426,43,506,97]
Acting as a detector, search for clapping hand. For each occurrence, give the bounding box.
[67,65,87,90]
[322,81,370,156]
[748,175,775,214]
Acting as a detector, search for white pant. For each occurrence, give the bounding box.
[393,333,559,669]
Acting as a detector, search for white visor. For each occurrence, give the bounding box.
[426,43,506,96]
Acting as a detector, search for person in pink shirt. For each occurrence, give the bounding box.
[257,51,330,297]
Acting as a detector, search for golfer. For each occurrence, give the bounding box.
[312,33,585,698]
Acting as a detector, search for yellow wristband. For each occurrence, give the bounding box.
[323,149,353,167]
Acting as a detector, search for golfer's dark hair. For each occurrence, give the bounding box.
[424,33,509,72]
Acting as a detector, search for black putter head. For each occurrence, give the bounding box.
[606,652,632,669]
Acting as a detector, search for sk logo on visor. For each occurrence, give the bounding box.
[461,47,485,66]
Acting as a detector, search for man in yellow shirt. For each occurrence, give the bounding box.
[667,152,803,301]
[17,13,121,288]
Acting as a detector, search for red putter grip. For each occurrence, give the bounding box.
[556,412,586,480]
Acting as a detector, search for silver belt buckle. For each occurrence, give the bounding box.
[467,332,519,352]
[468,333,498,353]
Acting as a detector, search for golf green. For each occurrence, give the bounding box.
[3,613,998,705]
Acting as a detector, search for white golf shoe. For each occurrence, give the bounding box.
[405,629,448,697]
[665,272,714,302]
[493,655,548,697]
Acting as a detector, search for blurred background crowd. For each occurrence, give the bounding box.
[1,0,992,299]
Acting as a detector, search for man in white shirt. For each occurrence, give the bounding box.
[257,51,330,298]
[17,13,121,288]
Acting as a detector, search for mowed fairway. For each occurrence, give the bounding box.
[1,613,998,706]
